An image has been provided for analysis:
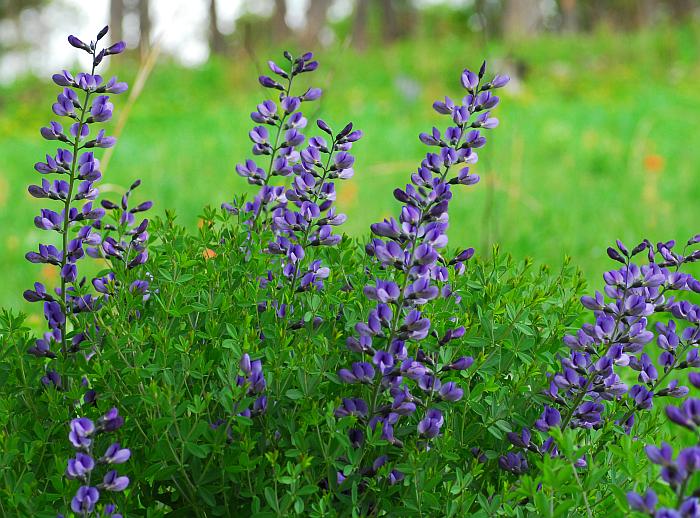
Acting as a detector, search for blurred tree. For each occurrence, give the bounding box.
[302,0,330,47]
[209,0,225,55]
[0,0,45,19]
[584,0,665,30]
[665,0,695,19]
[0,0,46,57]
[472,0,502,38]
[502,0,543,39]
[560,0,579,32]
[380,0,400,41]
[138,0,151,53]
[635,0,658,28]
[352,0,370,50]
[381,0,416,42]
[110,0,124,43]
[272,0,290,41]
[351,0,415,49]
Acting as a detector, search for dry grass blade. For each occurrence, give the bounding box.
[101,38,163,175]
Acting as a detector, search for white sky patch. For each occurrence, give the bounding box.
[0,0,469,82]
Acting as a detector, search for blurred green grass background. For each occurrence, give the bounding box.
[1,22,699,313]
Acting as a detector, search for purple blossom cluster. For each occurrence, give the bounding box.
[265,118,361,317]
[223,51,322,229]
[335,63,508,483]
[92,179,153,302]
[627,374,700,518]
[60,408,129,517]
[24,26,129,386]
[226,51,362,321]
[503,237,700,473]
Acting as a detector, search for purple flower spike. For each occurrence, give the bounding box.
[512,232,700,490]
[26,26,139,394]
[335,61,506,483]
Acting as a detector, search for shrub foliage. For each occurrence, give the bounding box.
[2,25,700,518]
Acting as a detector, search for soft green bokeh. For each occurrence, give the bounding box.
[1,22,699,312]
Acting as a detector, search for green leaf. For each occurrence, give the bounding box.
[285,389,304,400]
[185,442,210,459]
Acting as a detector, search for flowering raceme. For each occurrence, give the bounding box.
[223,51,322,231]
[266,118,361,318]
[503,237,700,472]
[92,179,153,302]
[226,51,362,323]
[59,407,130,517]
[24,26,128,388]
[336,62,508,484]
[21,28,148,515]
[13,20,699,517]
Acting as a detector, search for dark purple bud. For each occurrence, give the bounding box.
[317,119,332,135]
[607,246,626,264]
[631,241,648,256]
[97,25,109,40]
[453,248,475,263]
[106,41,126,55]
[337,122,353,139]
[258,76,284,90]
[68,35,90,51]
[93,50,106,66]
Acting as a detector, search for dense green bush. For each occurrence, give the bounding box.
[1,208,586,516]
[4,25,700,518]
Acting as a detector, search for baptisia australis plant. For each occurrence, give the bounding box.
[335,63,508,485]
[503,237,700,476]
[24,26,129,388]
[59,408,130,517]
